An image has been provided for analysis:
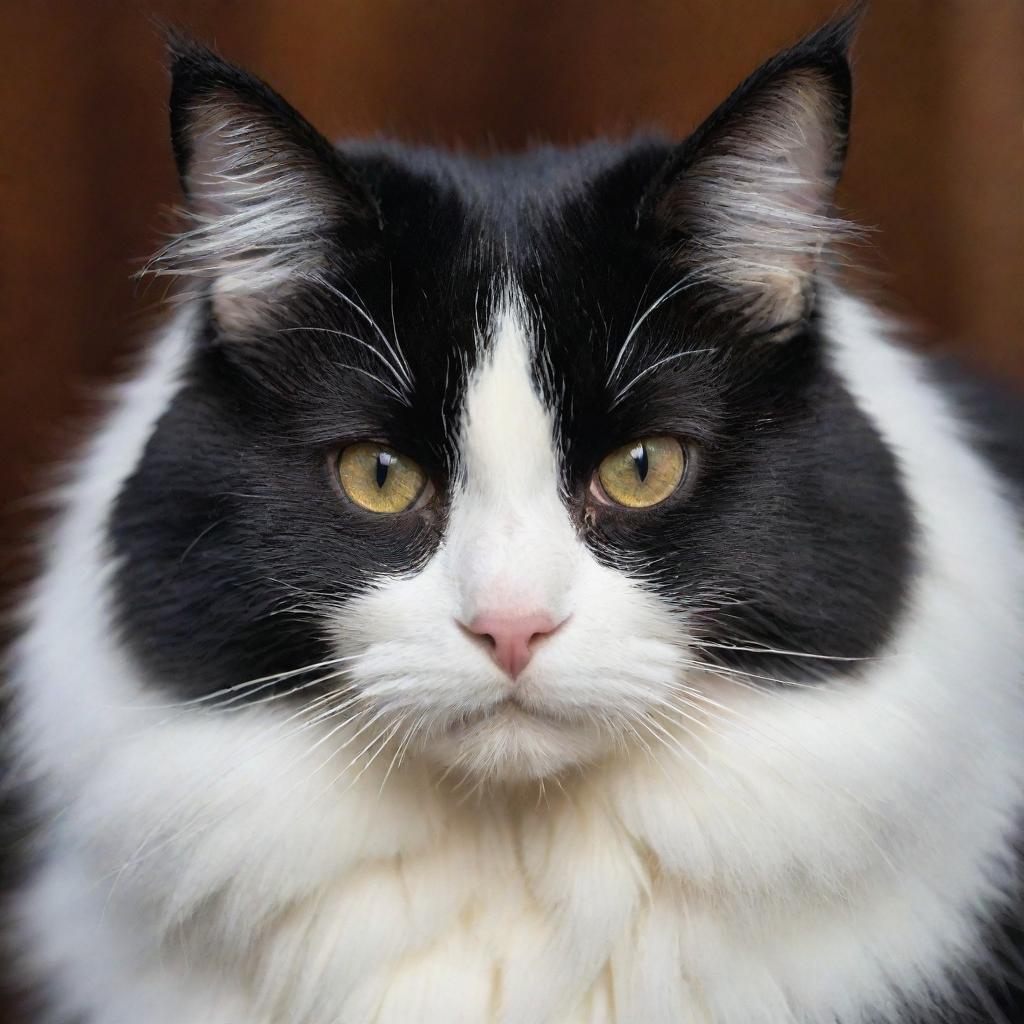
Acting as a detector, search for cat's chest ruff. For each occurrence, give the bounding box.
[242,779,645,1023]
[213,750,948,1024]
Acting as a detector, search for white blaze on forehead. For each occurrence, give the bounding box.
[447,294,578,621]
[461,300,557,496]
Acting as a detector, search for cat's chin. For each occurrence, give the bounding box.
[424,703,610,782]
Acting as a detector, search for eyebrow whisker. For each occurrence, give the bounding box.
[313,275,415,391]
[606,277,696,386]
[277,326,411,395]
[611,347,718,406]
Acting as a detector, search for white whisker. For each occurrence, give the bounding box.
[606,278,694,385]
[611,347,717,406]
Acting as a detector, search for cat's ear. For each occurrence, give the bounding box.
[153,34,379,332]
[641,9,860,340]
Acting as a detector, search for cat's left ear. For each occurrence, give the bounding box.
[154,34,380,332]
[641,9,861,340]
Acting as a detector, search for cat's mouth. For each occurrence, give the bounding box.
[448,696,562,731]
[426,693,611,781]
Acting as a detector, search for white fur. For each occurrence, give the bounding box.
[12,291,1024,1023]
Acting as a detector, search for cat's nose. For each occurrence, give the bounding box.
[465,612,561,678]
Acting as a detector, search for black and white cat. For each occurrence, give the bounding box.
[11,12,1024,1024]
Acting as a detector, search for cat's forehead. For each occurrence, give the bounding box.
[460,295,556,491]
[340,136,661,215]
[330,140,682,427]
[256,137,721,480]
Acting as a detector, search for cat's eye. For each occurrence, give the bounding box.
[336,442,429,514]
[592,436,687,509]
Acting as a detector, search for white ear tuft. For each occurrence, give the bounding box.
[145,38,376,332]
[649,17,859,339]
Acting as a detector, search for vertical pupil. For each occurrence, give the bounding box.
[631,444,649,483]
[375,451,393,489]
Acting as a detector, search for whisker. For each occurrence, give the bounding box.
[378,711,428,797]
[313,276,414,391]
[674,651,838,691]
[606,278,695,385]
[278,326,411,393]
[312,715,401,804]
[344,719,405,792]
[334,362,410,405]
[611,348,717,406]
[691,638,879,663]
[123,654,359,713]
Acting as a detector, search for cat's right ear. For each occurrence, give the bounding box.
[638,9,860,340]
[153,34,380,332]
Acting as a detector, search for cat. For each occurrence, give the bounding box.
[9,10,1024,1024]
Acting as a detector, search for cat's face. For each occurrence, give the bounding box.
[111,24,910,782]
[328,295,689,779]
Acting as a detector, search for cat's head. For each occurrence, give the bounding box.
[114,11,911,782]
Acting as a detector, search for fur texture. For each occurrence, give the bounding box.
[10,13,1024,1024]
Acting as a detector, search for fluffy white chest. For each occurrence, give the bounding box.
[22,677,1018,1024]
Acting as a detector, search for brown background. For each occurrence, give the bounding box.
[0,0,1022,1016]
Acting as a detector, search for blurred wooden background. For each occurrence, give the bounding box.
[0,0,1021,1015]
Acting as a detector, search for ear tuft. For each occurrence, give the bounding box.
[145,34,378,332]
[644,7,863,339]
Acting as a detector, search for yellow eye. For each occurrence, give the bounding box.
[594,436,687,509]
[337,442,428,514]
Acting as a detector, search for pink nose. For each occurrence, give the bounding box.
[466,613,560,678]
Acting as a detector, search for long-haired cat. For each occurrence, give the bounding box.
[10,11,1024,1024]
